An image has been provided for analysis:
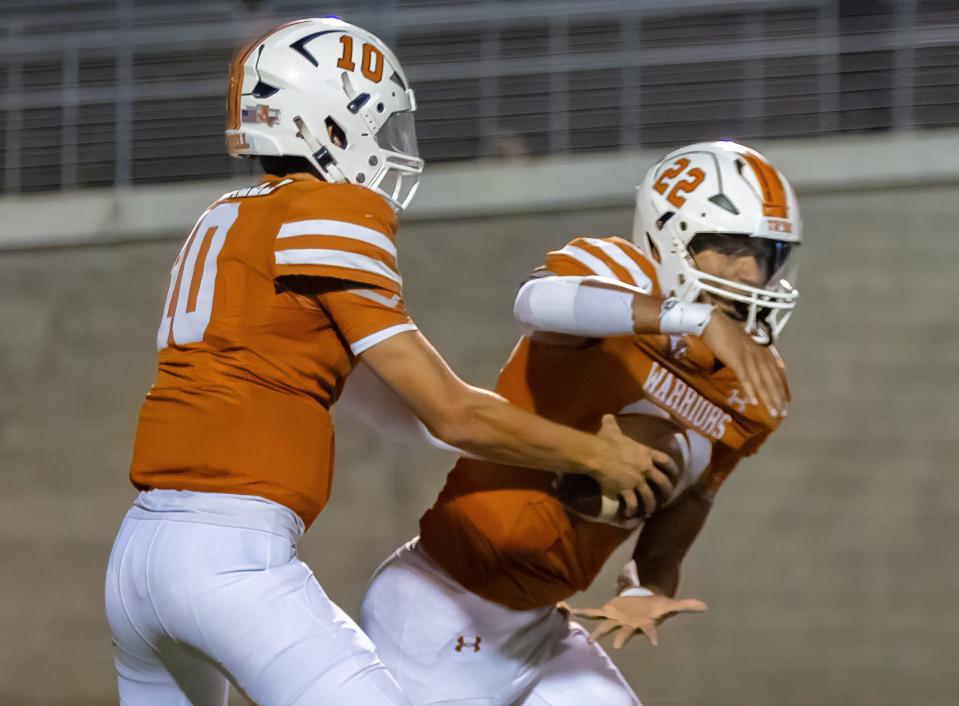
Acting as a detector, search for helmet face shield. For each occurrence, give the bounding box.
[687,232,798,290]
[684,232,800,344]
[376,110,419,158]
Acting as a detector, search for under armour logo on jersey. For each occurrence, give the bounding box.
[728,389,749,413]
[454,635,481,653]
[667,335,688,360]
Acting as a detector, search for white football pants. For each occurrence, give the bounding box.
[360,540,640,706]
[105,490,410,706]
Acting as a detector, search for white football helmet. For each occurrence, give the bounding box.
[632,141,801,343]
[226,18,423,210]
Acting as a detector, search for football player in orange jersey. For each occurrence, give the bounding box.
[360,141,799,705]
[103,18,679,706]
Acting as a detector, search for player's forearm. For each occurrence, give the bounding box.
[431,385,604,476]
[358,329,606,476]
[513,276,712,338]
[631,485,713,597]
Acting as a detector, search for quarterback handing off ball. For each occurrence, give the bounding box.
[554,414,690,528]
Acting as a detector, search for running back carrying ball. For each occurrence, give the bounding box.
[554,413,689,528]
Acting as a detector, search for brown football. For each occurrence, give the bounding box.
[554,413,687,527]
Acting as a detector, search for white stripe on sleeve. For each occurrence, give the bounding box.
[350,323,418,356]
[276,219,397,258]
[274,248,402,284]
[552,245,616,279]
[583,238,653,292]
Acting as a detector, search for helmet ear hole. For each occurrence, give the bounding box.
[645,233,662,264]
[324,117,348,148]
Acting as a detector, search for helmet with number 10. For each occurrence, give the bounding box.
[226,17,423,210]
[632,141,801,344]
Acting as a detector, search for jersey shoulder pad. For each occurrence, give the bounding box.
[272,183,402,294]
[284,182,397,231]
[543,235,661,295]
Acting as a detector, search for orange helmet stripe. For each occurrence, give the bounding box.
[738,149,788,219]
[226,21,307,133]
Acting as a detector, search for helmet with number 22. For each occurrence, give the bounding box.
[226,17,423,210]
[632,141,801,344]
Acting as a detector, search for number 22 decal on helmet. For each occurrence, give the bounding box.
[652,158,707,208]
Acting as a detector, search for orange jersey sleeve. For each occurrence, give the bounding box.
[318,285,416,356]
[272,183,403,295]
[541,236,661,295]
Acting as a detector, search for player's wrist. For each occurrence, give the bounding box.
[559,427,602,479]
[658,297,714,337]
[630,292,664,335]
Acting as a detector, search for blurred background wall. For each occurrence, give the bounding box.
[1,1,959,705]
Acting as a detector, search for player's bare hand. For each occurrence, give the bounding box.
[566,594,707,649]
[701,311,786,418]
[591,414,678,515]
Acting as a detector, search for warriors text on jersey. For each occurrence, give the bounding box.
[130,174,415,526]
[419,236,788,610]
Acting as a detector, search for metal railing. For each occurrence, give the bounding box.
[1,0,958,193]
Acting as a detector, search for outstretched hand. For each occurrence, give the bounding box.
[561,593,707,649]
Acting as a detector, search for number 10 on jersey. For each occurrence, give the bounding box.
[157,202,239,350]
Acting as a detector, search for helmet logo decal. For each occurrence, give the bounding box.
[653,157,706,208]
[708,192,739,215]
[740,151,788,218]
[290,29,340,67]
[336,35,385,83]
[241,105,280,127]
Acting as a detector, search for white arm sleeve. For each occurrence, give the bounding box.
[513,275,648,338]
[336,361,465,455]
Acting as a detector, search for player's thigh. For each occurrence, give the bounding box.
[361,548,550,705]
[113,636,228,706]
[196,557,409,706]
[523,622,640,706]
[107,518,227,706]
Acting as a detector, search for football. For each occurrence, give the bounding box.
[553,413,689,528]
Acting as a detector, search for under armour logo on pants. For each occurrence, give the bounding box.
[454,635,481,652]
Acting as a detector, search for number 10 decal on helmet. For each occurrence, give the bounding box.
[226,18,424,210]
[633,141,801,344]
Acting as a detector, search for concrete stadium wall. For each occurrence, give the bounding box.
[4,128,959,249]
[1,176,958,703]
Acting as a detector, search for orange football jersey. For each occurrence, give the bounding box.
[419,236,787,610]
[130,174,415,527]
